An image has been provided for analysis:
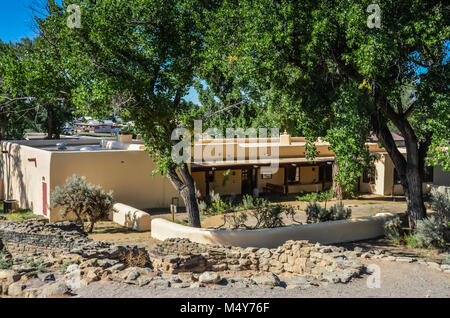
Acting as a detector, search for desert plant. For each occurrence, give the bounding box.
[296,189,334,202]
[384,216,403,244]
[429,188,450,223]
[223,202,296,229]
[51,174,115,233]
[329,203,352,220]
[209,189,221,204]
[241,194,256,210]
[413,216,446,248]
[306,202,352,223]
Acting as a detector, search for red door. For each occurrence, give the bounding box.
[42,182,47,216]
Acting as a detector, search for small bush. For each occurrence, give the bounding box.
[296,189,333,202]
[384,216,403,244]
[429,188,450,223]
[51,174,115,233]
[224,202,296,230]
[404,234,420,248]
[413,216,445,248]
[305,202,352,223]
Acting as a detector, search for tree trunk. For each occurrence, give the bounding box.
[167,164,201,228]
[47,106,54,139]
[404,139,427,227]
[370,111,427,228]
[0,112,8,140]
[332,162,343,200]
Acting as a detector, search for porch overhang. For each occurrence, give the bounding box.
[190,157,335,172]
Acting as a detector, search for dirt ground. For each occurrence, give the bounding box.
[73,259,450,298]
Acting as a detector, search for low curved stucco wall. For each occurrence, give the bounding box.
[151,213,393,248]
[110,203,151,232]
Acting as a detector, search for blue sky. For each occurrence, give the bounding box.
[0,0,200,104]
[0,0,38,43]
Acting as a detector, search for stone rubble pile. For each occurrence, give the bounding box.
[1,219,449,298]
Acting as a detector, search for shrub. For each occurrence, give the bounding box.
[403,235,421,248]
[253,203,295,229]
[224,202,296,230]
[305,202,352,223]
[429,188,450,223]
[51,174,115,233]
[413,216,446,248]
[384,216,403,244]
[241,194,256,210]
[296,189,333,202]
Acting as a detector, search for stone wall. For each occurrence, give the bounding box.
[0,220,150,267]
[0,220,90,256]
[151,238,365,283]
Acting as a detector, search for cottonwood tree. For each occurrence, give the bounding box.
[203,0,449,226]
[37,0,217,227]
[0,35,75,139]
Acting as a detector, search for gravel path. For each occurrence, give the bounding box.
[73,260,450,298]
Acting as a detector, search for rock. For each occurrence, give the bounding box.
[253,273,281,287]
[38,272,55,282]
[441,264,450,271]
[80,258,98,268]
[190,282,205,288]
[8,282,25,297]
[151,279,170,288]
[172,282,190,288]
[427,262,441,270]
[137,276,152,287]
[353,247,363,254]
[127,271,140,281]
[0,269,21,283]
[396,257,416,263]
[284,276,312,289]
[47,281,68,296]
[199,271,221,284]
[323,272,341,284]
[97,259,118,269]
[84,268,101,283]
[110,263,126,271]
[23,288,40,298]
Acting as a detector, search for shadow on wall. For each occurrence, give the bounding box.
[1,143,28,209]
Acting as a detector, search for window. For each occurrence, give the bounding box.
[206,170,214,182]
[423,166,434,183]
[287,167,300,184]
[363,167,376,184]
[325,165,332,183]
[393,168,401,185]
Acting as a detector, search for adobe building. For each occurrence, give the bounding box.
[1,133,449,222]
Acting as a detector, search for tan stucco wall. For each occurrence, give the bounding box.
[0,142,52,216]
[257,167,285,193]
[151,213,393,248]
[1,141,183,222]
[110,203,151,232]
[48,150,183,221]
